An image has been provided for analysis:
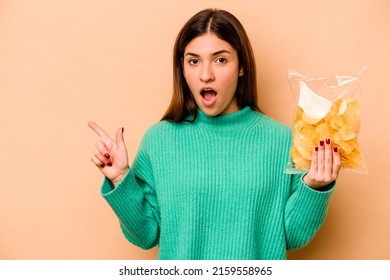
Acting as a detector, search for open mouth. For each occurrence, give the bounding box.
[200,88,217,104]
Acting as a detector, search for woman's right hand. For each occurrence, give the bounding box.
[88,121,129,187]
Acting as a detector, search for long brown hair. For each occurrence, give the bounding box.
[161,9,260,122]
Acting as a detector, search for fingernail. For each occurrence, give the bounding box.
[326,138,330,145]
[104,153,110,159]
[100,164,105,168]
[334,147,338,153]
[107,162,112,167]
[320,140,324,146]
[122,127,124,133]
[315,147,319,152]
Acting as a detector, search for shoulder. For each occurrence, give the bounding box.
[140,120,187,146]
[144,120,183,137]
[250,112,293,157]
[253,111,292,137]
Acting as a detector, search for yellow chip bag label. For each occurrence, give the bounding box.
[285,69,368,175]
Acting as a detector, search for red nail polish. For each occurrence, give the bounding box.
[104,153,110,159]
[122,127,124,133]
[320,140,324,146]
[333,147,338,153]
[100,164,105,168]
[107,162,112,167]
[315,147,319,152]
[326,138,330,145]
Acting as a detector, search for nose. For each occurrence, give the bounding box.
[200,63,215,83]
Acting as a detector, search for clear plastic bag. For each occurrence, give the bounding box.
[285,68,368,175]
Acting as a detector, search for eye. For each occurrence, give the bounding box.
[188,58,199,65]
[215,57,227,64]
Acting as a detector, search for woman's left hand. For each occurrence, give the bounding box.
[303,138,341,190]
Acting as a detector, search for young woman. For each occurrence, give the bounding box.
[88,9,341,260]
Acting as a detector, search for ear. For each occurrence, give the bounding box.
[239,67,244,77]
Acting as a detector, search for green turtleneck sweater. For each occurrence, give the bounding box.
[100,107,334,259]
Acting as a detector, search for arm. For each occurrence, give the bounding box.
[285,138,340,249]
[284,174,334,250]
[88,121,160,249]
[101,151,160,249]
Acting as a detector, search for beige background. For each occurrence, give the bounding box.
[0,0,389,260]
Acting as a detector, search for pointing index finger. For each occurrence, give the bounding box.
[88,121,111,140]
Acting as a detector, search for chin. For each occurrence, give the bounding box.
[198,106,222,117]
[201,110,218,117]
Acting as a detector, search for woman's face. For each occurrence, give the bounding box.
[183,33,243,116]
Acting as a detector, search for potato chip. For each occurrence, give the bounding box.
[343,110,360,133]
[292,119,316,161]
[329,114,346,130]
[340,146,362,168]
[333,99,343,113]
[346,98,360,115]
[339,127,357,141]
[293,133,314,160]
[300,125,316,139]
[289,97,363,171]
[294,106,304,122]
[290,146,311,169]
[313,123,333,144]
[286,69,366,174]
[333,133,356,154]
[302,112,322,125]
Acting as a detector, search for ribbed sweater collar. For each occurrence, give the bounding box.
[192,106,259,132]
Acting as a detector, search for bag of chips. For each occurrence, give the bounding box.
[285,68,368,175]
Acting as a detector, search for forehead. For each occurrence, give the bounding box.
[184,32,236,55]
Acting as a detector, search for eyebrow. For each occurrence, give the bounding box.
[184,50,232,57]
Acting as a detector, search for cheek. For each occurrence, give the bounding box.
[183,69,196,87]
[222,70,239,89]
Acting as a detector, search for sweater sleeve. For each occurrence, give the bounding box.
[100,144,160,250]
[284,173,335,250]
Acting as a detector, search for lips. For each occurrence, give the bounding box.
[200,88,217,106]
